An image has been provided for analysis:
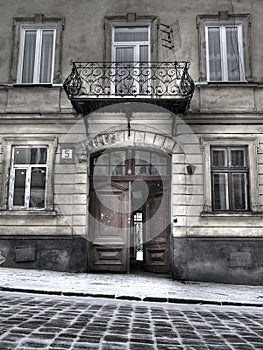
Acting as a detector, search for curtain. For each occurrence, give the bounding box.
[213,173,228,210]
[22,30,36,83]
[208,27,222,81]
[232,173,247,210]
[226,27,240,81]
[114,26,148,42]
[40,30,54,83]
[230,149,245,167]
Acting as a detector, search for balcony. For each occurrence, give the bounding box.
[63,61,195,115]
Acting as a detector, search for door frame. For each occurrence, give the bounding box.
[88,148,171,273]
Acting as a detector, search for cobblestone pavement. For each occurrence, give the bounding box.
[0,292,263,350]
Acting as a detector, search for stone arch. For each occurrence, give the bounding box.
[86,128,176,154]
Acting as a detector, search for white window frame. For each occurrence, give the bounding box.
[205,22,245,82]
[9,146,48,210]
[1,137,57,212]
[17,25,56,84]
[111,24,151,96]
[201,137,260,214]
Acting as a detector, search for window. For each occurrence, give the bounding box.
[92,149,170,177]
[201,137,260,214]
[112,25,150,95]
[9,146,48,209]
[196,14,251,82]
[205,23,244,82]
[211,146,248,211]
[10,15,64,84]
[17,26,56,84]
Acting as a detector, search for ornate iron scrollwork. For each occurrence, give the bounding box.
[63,61,195,100]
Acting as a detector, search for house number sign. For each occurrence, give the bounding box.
[60,144,75,163]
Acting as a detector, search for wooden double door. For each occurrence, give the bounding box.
[88,179,170,273]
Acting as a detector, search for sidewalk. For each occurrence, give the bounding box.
[0,267,262,306]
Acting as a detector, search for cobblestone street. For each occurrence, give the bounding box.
[0,291,262,350]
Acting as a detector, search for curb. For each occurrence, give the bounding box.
[0,286,262,308]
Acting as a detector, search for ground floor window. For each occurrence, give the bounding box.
[211,146,248,211]
[9,146,48,209]
[1,137,57,212]
[201,137,260,213]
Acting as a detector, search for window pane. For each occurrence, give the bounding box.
[232,173,247,210]
[110,165,125,176]
[135,151,150,175]
[208,27,222,81]
[40,30,54,83]
[13,169,26,206]
[213,173,228,210]
[226,27,241,81]
[115,47,135,94]
[151,153,168,166]
[93,153,109,175]
[14,148,31,164]
[30,147,47,164]
[151,165,167,175]
[139,45,149,94]
[114,27,148,42]
[22,30,36,83]
[110,151,126,165]
[29,167,46,208]
[230,148,246,167]
[109,151,126,176]
[212,149,227,167]
[139,45,148,62]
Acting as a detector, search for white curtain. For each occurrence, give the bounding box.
[208,27,222,81]
[22,30,36,83]
[226,27,240,81]
[40,30,54,83]
[232,173,246,210]
[114,27,148,42]
[213,173,228,210]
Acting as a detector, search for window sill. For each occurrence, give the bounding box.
[201,211,263,218]
[12,84,60,88]
[0,210,57,217]
[195,81,260,88]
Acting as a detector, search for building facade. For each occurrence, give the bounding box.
[0,0,263,284]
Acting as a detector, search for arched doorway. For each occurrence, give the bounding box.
[88,147,171,273]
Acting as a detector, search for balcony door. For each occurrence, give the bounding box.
[112,25,150,95]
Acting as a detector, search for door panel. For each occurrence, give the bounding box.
[88,181,130,272]
[144,182,170,273]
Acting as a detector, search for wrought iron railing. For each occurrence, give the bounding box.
[63,61,195,100]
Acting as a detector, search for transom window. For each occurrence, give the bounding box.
[92,149,169,177]
[211,146,248,211]
[9,146,48,209]
[205,23,245,82]
[17,26,56,84]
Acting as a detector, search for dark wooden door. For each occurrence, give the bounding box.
[143,181,170,273]
[88,181,130,272]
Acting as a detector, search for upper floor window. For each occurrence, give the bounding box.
[17,26,56,84]
[211,146,248,211]
[112,25,150,95]
[9,146,48,209]
[9,15,64,85]
[112,25,150,62]
[197,13,251,83]
[205,23,245,82]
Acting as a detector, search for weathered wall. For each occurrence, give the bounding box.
[0,0,262,282]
